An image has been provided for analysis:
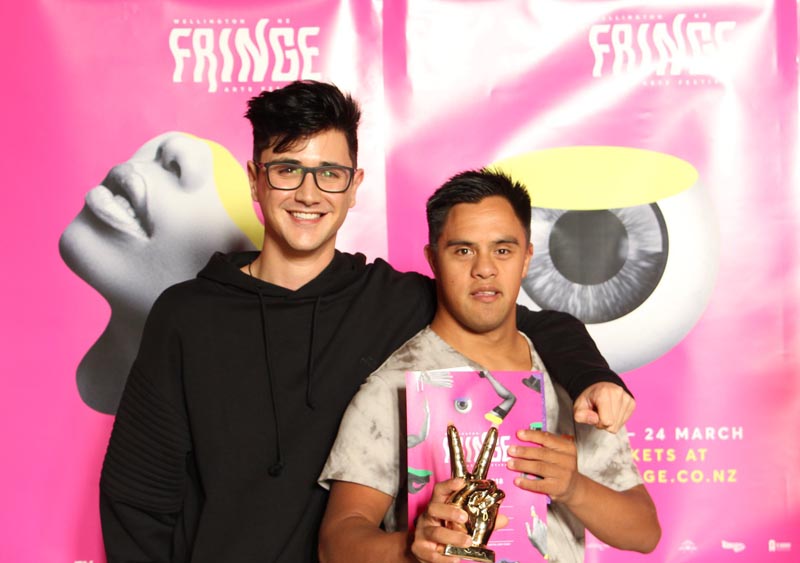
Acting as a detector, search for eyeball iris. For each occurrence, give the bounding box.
[454,398,472,414]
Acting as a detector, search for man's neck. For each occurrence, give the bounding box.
[246,243,336,291]
[429,319,532,371]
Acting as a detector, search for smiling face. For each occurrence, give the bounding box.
[249,128,363,264]
[59,132,253,312]
[427,196,533,340]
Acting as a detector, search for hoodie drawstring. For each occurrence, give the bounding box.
[256,290,285,477]
[255,290,321,476]
[305,297,320,409]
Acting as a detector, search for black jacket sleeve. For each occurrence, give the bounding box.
[100,491,178,563]
[516,307,632,400]
[100,295,192,562]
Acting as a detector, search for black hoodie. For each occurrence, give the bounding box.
[100,250,624,562]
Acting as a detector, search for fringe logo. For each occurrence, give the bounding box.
[442,432,512,464]
[589,13,736,86]
[169,17,322,93]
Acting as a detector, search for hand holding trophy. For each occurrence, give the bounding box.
[444,424,505,563]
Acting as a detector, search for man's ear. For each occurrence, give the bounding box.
[424,244,437,275]
[247,160,259,201]
[522,242,533,277]
[347,168,365,209]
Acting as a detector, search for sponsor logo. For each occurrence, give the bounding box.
[768,539,792,552]
[589,12,736,87]
[169,17,322,93]
[678,539,698,552]
[721,540,746,553]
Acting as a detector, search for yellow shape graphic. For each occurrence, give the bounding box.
[204,137,264,249]
[491,146,697,210]
[484,412,504,426]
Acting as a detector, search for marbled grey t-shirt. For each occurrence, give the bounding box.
[319,326,642,562]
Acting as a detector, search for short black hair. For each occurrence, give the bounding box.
[426,169,532,246]
[244,80,361,165]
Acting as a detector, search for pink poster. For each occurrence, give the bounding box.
[383,1,799,561]
[2,0,798,561]
[2,2,386,561]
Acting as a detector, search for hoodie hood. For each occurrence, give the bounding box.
[197,250,368,301]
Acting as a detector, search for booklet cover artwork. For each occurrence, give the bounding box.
[406,369,549,562]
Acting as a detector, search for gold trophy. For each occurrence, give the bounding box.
[444,424,505,563]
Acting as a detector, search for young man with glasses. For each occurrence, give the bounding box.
[100,81,635,563]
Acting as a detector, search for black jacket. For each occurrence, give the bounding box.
[100,250,624,562]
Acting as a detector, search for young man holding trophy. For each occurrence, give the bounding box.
[319,170,661,562]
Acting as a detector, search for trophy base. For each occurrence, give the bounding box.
[444,544,496,563]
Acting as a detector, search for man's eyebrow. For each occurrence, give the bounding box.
[494,237,522,245]
[443,239,476,248]
[443,237,521,248]
[267,158,347,167]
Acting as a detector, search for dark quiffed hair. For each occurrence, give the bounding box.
[244,80,361,165]
[426,169,532,246]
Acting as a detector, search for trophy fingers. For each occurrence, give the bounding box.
[473,427,499,480]
[448,479,483,507]
[447,424,468,479]
[472,487,504,510]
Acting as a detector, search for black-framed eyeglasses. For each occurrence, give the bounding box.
[255,161,356,193]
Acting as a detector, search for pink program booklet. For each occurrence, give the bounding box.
[405,369,549,562]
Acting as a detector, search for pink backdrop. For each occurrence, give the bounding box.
[2,1,798,561]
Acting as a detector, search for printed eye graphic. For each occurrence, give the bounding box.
[454,398,473,414]
[525,204,668,324]
[493,147,719,373]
